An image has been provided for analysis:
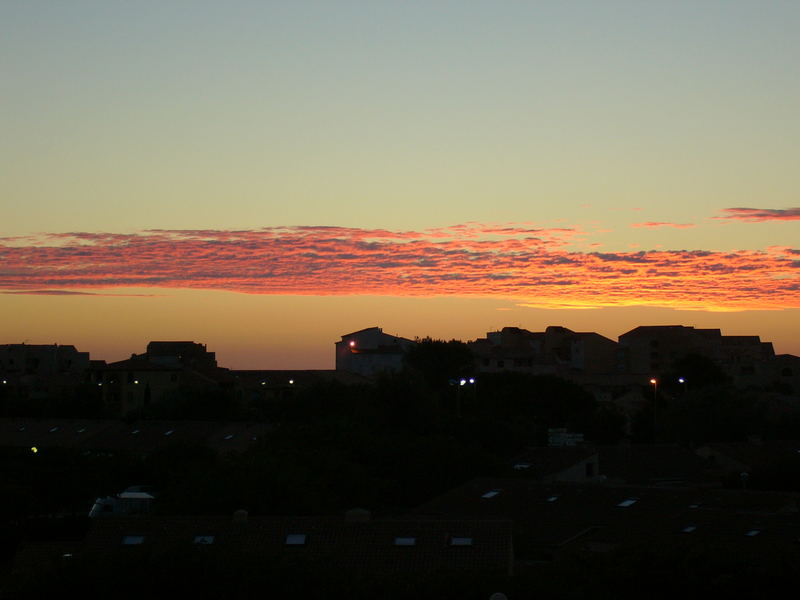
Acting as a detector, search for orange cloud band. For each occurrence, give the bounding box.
[1,225,798,311]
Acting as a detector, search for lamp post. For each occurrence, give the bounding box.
[650,378,658,441]
[678,377,687,395]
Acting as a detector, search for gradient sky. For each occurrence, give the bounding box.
[2,1,799,368]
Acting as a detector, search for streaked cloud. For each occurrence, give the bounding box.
[715,207,800,222]
[631,222,695,229]
[1,225,797,311]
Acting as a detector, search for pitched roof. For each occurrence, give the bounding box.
[79,514,514,576]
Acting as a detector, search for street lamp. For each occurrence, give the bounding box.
[650,378,658,440]
[678,377,687,394]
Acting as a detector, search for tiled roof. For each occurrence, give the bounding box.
[510,446,597,479]
[79,514,514,576]
[0,418,271,454]
[597,444,716,486]
[414,478,800,558]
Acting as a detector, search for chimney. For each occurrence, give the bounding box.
[232,509,248,523]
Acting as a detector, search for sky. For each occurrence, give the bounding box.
[2,1,799,368]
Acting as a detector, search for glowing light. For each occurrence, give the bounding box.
[31,447,38,453]
[349,340,356,348]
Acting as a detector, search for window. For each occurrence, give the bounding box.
[449,537,473,546]
[681,526,697,534]
[285,534,307,546]
[122,535,145,545]
[481,489,501,499]
[547,496,559,503]
[193,535,215,544]
[617,498,638,508]
[394,537,416,546]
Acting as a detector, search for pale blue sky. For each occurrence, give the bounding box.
[3,1,798,248]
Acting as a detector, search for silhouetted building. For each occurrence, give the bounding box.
[0,344,91,407]
[618,325,775,383]
[335,327,416,378]
[92,341,231,416]
[469,326,617,381]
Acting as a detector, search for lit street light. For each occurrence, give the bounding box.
[650,378,658,440]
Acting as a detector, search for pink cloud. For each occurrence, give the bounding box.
[631,222,695,229]
[0,225,798,311]
[715,207,800,222]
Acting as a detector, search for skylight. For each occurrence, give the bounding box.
[617,498,638,508]
[681,526,697,533]
[130,429,139,435]
[513,463,531,470]
[224,434,234,440]
[481,489,501,499]
[164,429,174,436]
[394,537,416,546]
[49,426,59,433]
[122,535,145,545]
[547,496,559,503]
[449,537,473,546]
[285,534,307,546]
[193,535,215,544]
[745,529,761,537]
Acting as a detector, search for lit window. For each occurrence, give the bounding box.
[285,534,307,546]
[394,537,416,546]
[481,489,501,499]
[122,535,144,545]
[193,535,215,544]
[449,537,473,546]
[617,498,638,508]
